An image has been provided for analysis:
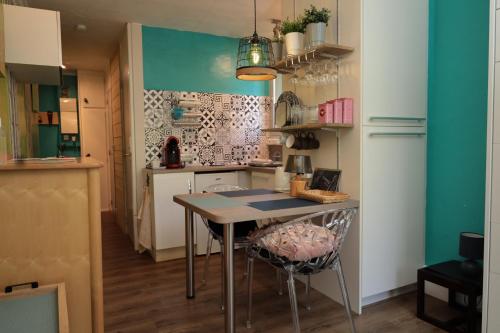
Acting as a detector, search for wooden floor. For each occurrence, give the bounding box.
[102,218,445,333]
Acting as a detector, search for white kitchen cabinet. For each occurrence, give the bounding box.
[362,127,426,298]
[362,0,428,125]
[3,4,62,84]
[195,172,238,255]
[78,70,106,108]
[486,3,500,329]
[150,172,194,259]
[251,171,275,189]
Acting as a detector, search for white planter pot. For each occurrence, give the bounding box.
[306,22,326,48]
[285,32,304,56]
[271,41,283,62]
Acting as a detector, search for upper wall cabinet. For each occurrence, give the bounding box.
[3,4,62,85]
[362,0,428,125]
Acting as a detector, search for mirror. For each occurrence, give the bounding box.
[60,98,78,134]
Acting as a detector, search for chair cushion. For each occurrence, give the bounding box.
[207,220,258,239]
[257,223,337,261]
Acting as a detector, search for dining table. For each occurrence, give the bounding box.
[173,188,359,333]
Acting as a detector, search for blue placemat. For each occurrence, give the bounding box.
[248,198,322,211]
[217,189,278,197]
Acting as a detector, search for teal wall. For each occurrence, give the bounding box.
[38,75,80,157]
[426,0,489,264]
[142,26,269,96]
[38,85,59,157]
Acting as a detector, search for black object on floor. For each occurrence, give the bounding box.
[217,189,278,197]
[248,198,322,211]
[417,260,482,333]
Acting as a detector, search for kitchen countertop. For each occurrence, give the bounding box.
[146,165,278,174]
[0,157,103,171]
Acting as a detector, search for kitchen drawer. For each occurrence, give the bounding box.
[195,171,238,192]
[491,222,500,274]
[251,171,275,190]
[487,273,500,332]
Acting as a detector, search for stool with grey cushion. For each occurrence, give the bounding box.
[200,184,258,310]
[246,207,358,333]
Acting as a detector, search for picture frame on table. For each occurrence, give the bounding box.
[309,168,342,192]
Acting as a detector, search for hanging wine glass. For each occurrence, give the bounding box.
[290,67,300,85]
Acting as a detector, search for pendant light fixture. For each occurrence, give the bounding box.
[236,0,277,81]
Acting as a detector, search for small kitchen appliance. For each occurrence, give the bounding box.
[162,136,182,169]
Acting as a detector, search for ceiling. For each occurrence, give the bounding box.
[26,0,282,71]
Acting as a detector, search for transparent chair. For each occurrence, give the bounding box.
[246,207,358,333]
[200,184,258,310]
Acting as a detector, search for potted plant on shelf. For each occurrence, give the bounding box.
[281,18,305,56]
[271,36,283,63]
[303,5,331,48]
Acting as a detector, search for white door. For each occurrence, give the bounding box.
[78,71,106,108]
[362,126,426,298]
[195,172,238,255]
[362,0,428,125]
[80,107,111,211]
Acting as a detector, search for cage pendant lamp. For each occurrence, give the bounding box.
[236,0,277,81]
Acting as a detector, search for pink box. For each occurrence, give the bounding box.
[332,99,343,124]
[318,103,334,123]
[341,98,353,124]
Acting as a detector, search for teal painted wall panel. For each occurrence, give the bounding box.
[426,0,489,264]
[38,85,59,157]
[142,26,269,96]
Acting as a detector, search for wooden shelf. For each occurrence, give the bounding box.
[261,123,353,133]
[275,43,354,74]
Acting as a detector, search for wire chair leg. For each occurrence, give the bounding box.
[276,268,284,295]
[246,256,254,329]
[334,258,357,333]
[287,270,301,333]
[220,242,225,312]
[305,275,311,311]
[202,233,214,285]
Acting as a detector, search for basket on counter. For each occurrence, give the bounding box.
[298,189,350,204]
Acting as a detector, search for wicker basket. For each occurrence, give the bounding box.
[298,189,350,203]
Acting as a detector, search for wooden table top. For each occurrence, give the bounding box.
[173,190,359,224]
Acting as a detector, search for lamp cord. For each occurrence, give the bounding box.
[253,0,257,35]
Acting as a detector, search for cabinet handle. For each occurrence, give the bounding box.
[188,179,192,194]
[369,116,426,122]
[369,132,426,137]
[215,177,222,181]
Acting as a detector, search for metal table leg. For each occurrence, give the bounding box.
[185,208,195,299]
[223,223,235,333]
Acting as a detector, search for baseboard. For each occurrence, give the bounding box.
[151,245,198,262]
[362,284,417,307]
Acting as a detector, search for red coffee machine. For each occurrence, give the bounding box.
[162,136,182,169]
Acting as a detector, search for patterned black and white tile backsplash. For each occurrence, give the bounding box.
[144,90,272,166]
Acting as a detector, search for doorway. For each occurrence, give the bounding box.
[78,70,113,212]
